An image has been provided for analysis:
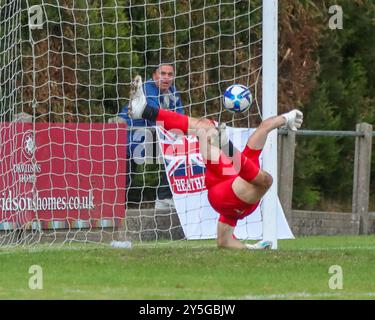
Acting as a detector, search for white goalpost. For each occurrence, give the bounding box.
[262,0,279,249]
[0,0,286,246]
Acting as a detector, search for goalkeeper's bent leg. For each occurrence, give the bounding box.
[233,151,261,182]
[242,146,261,169]
[230,148,273,204]
[216,221,247,249]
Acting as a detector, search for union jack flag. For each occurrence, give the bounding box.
[157,127,205,178]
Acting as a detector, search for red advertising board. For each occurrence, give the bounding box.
[0,122,127,229]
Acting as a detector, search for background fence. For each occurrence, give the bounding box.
[278,123,374,236]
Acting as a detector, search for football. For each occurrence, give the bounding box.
[223,84,253,113]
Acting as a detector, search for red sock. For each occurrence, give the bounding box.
[242,146,262,169]
[156,109,189,134]
[233,150,260,182]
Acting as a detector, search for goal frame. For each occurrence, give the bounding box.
[261,0,279,249]
[0,0,281,246]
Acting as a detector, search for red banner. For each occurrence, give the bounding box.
[0,122,127,229]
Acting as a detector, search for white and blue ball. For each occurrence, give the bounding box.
[223,84,253,113]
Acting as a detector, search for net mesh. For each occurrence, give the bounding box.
[0,0,264,246]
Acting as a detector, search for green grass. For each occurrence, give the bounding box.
[1,235,375,299]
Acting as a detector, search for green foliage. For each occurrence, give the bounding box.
[0,1,22,121]
[128,0,262,124]
[19,0,141,121]
[293,0,375,209]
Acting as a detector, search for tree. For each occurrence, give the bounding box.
[20,0,141,122]
[293,0,375,209]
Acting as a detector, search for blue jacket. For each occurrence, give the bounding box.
[119,79,184,156]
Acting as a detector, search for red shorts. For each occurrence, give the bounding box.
[205,146,262,227]
[207,177,260,227]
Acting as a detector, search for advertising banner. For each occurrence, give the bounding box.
[0,123,127,230]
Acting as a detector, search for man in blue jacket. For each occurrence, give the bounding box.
[120,63,184,209]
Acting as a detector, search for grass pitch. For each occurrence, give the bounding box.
[1,235,375,300]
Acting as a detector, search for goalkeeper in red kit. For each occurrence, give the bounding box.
[128,76,303,250]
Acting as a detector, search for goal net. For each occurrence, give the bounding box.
[0,0,282,247]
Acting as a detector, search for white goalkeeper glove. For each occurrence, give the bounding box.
[282,109,303,131]
[128,75,147,119]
